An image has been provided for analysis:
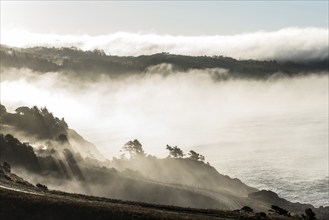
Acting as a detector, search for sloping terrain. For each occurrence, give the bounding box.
[0,104,328,219]
[0,166,293,220]
[1,45,328,79]
[0,104,103,160]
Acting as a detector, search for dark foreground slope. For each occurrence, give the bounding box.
[0,168,292,220]
[0,187,259,220]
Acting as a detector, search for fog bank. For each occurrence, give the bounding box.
[2,27,328,61]
[1,67,327,158]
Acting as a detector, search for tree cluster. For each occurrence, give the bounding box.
[121,139,145,159]
[166,145,184,158]
[120,140,206,163]
[2,45,328,81]
[0,134,40,172]
[0,105,68,140]
[302,208,317,220]
[166,145,206,162]
[188,150,205,162]
[271,205,290,216]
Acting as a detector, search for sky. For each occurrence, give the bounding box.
[1,1,328,36]
[1,1,328,59]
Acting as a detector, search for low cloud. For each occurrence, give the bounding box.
[1,67,327,158]
[2,27,328,61]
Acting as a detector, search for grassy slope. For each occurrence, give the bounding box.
[0,186,262,220]
[0,168,289,220]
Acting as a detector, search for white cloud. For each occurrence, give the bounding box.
[1,27,328,61]
[1,67,328,157]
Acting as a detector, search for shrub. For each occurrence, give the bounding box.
[2,162,11,173]
[36,183,48,190]
[241,206,253,212]
[303,208,316,220]
[271,205,290,216]
[255,212,267,219]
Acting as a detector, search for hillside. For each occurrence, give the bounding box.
[0,104,103,160]
[0,165,312,220]
[0,105,250,209]
[1,45,328,79]
[0,104,328,219]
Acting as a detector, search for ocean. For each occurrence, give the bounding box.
[197,113,328,207]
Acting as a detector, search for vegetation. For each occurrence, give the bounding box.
[0,104,6,116]
[303,208,317,220]
[165,145,206,162]
[0,185,297,220]
[188,150,205,162]
[271,205,290,216]
[121,139,145,158]
[1,104,328,219]
[56,133,69,144]
[1,105,68,140]
[36,183,48,190]
[166,145,184,158]
[1,45,328,80]
[241,206,253,213]
[2,162,11,173]
[0,134,41,172]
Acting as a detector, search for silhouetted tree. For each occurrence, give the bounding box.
[122,139,145,158]
[271,205,290,216]
[15,106,32,115]
[258,212,267,219]
[303,208,316,220]
[0,134,40,172]
[0,104,6,116]
[4,134,20,145]
[57,134,69,144]
[166,145,184,158]
[92,48,106,56]
[3,105,68,139]
[40,107,68,136]
[241,206,253,212]
[188,150,205,162]
[36,183,48,190]
[2,162,11,173]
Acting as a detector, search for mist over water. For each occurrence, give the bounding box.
[1,67,328,206]
[195,113,328,207]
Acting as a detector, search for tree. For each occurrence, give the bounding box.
[36,183,48,190]
[122,139,145,158]
[92,48,106,56]
[2,162,11,173]
[4,134,20,145]
[303,208,316,220]
[166,145,184,158]
[271,205,290,216]
[0,104,6,116]
[241,206,253,213]
[188,150,205,162]
[15,106,32,115]
[56,134,69,144]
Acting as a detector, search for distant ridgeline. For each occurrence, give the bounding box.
[1,45,328,79]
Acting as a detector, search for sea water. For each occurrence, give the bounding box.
[197,113,328,207]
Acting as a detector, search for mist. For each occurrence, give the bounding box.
[1,66,327,155]
[1,65,328,207]
[2,27,328,61]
